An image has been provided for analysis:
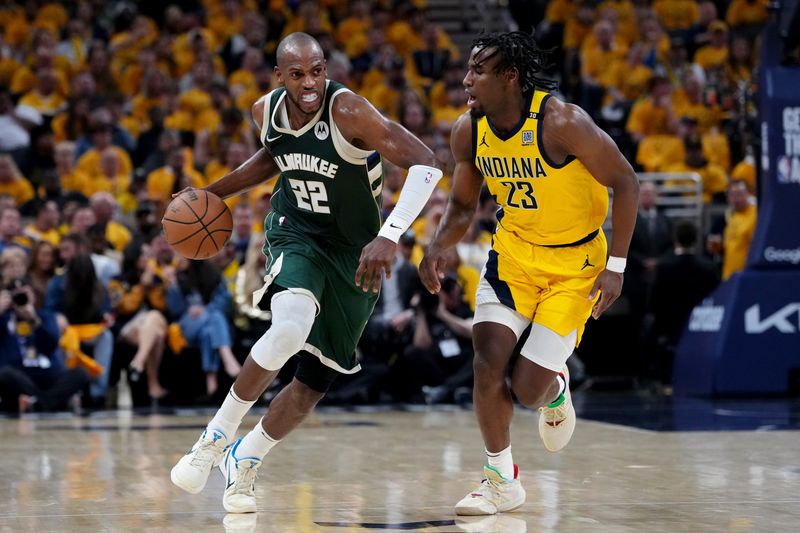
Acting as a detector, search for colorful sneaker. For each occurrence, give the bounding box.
[454,465,526,516]
[219,438,262,513]
[171,429,228,494]
[538,366,576,452]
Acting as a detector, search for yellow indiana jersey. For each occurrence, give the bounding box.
[474,90,608,246]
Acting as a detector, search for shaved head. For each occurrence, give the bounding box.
[274,32,328,119]
[276,32,324,67]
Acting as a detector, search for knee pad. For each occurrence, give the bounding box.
[250,290,317,370]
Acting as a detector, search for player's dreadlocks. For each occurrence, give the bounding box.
[471,32,558,95]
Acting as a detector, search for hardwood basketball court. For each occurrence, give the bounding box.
[1,394,797,532]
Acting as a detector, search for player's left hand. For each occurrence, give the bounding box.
[355,236,396,293]
[588,270,624,319]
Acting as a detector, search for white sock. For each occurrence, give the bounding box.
[207,387,255,440]
[235,417,280,459]
[486,445,514,480]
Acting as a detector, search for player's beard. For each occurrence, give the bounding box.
[469,107,485,119]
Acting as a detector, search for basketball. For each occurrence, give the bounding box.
[162,189,233,259]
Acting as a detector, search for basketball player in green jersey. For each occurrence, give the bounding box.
[170,33,443,513]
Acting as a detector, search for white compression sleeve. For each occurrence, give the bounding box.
[377,164,443,242]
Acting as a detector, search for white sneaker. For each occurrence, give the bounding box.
[538,366,576,452]
[223,513,258,533]
[219,438,262,513]
[455,465,526,516]
[171,429,228,494]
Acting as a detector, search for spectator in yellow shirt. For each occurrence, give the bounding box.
[19,67,66,117]
[228,47,264,97]
[606,42,653,103]
[91,149,136,214]
[427,63,463,111]
[654,0,700,32]
[731,155,756,192]
[408,22,453,88]
[90,192,132,253]
[205,142,250,210]
[146,148,205,205]
[0,155,34,207]
[432,83,468,138]
[564,1,596,51]
[726,0,769,30]
[0,206,31,253]
[54,18,91,69]
[672,72,721,132]
[546,0,578,25]
[581,20,627,88]
[597,0,636,43]
[54,141,90,196]
[664,135,728,204]
[626,76,679,143]
[10,44,70,98]
[335,0,371,48]
[636,115,730,172]
[207,0,245,44]
[639,15,671,66]
[200,107,257,165]
[75,123,134,182]
[360,55,408,121]
[24,199,61,246]
[694,20,729,71]
[720,180,757,279]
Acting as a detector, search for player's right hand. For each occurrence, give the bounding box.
[419,251,446,294]
[171,186,197,199]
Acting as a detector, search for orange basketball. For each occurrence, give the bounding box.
[162,190,233,259]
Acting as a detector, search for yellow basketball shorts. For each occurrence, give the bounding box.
[476,228,607,346]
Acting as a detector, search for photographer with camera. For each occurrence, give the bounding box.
[403,272,474,404]
[0,248,90,413]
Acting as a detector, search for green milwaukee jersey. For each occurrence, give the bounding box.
[259,80,384,249]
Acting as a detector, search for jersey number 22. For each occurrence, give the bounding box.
[289,179,330,214]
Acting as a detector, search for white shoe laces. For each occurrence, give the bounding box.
[540,401,568,425]
[472,476,505,506]
[189,440,222,469]
[230,461,259,496]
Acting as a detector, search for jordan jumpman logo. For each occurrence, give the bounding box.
[479,132,489,147]
[581,254,595,270]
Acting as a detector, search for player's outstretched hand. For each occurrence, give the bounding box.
[419,250,446,294]
[588,269,624,319]
[355,236,397,293]
[172,186,198,199]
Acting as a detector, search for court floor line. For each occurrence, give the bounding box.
[4,499,800,519]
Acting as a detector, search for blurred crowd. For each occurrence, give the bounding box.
[0,0,768,412]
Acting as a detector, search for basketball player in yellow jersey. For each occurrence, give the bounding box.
[420,32,639,516]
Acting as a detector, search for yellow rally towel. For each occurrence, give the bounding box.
[167,323,187,355]
[59,324,106,379]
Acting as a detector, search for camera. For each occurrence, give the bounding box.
[6,279,29,306]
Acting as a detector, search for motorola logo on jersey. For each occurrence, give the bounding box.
[315,121,330,140]
[274,153,339,178]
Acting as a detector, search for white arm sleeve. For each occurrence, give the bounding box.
[377,164,443,242]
